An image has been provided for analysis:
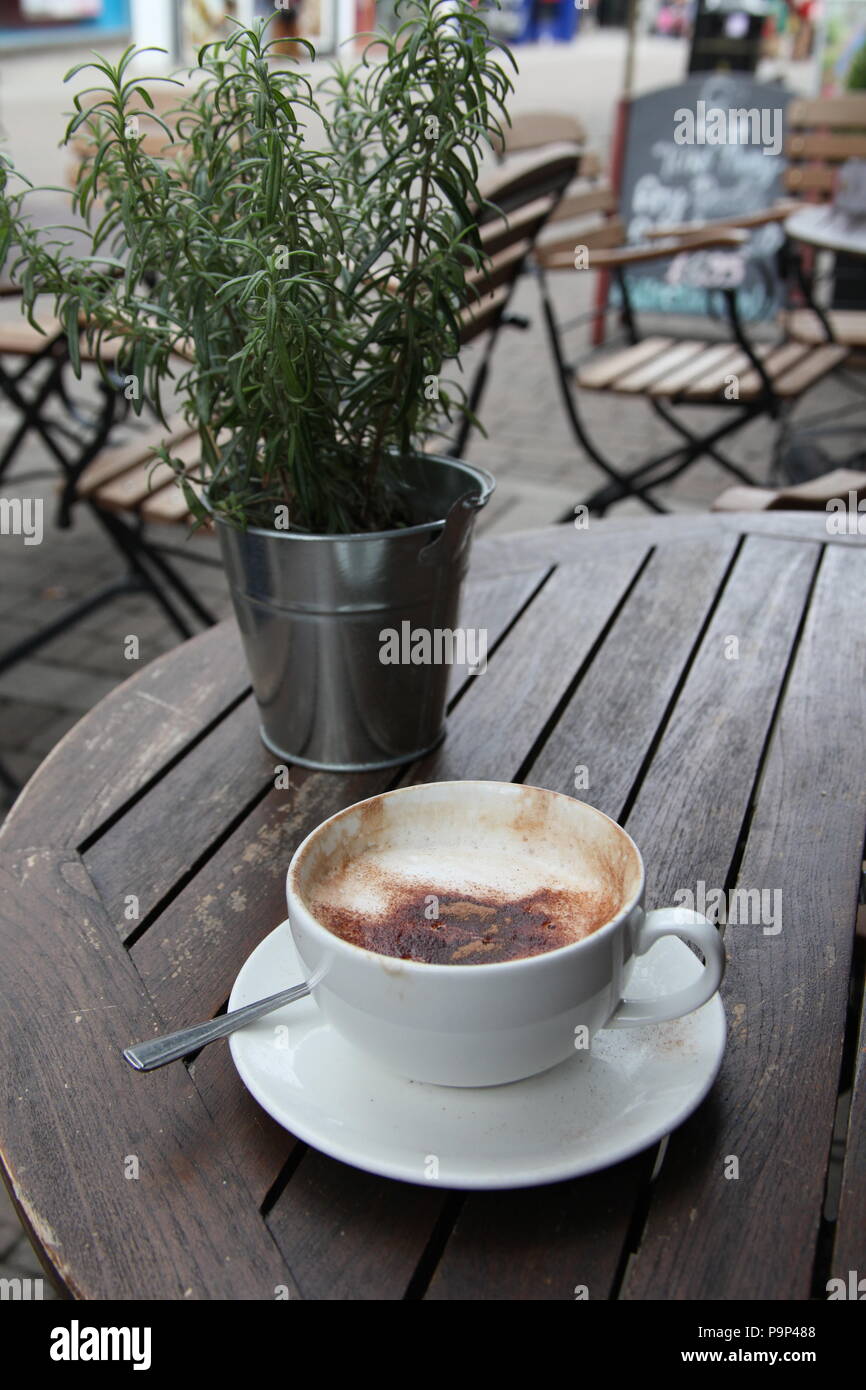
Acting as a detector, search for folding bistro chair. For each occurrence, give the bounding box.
[0,285,116,491]
[533,214,849,515]
[435,145,583,458]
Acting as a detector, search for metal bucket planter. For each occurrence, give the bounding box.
[213,454,494,771]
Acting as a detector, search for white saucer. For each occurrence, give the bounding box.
[228,921,726,1190]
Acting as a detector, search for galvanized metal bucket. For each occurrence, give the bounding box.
[213,454,495,771]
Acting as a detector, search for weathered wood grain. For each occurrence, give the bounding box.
[527,534,739,816]
[0,621,248,852]
[468,512,865,582]
[127,566,549,1217]
[0,849,294,1299]
[413,543,652,783]
[262,552,651,1296]
[622,535,819,910]
[448,564,548,691]
[622,542,866,1300]
[188,1041,298,1212]
[425,1154,654,1301]
[129,768,389,1032]
[84,694,272,939]
[265,1154,444,1301]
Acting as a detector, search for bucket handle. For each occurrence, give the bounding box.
[418,467,495,567]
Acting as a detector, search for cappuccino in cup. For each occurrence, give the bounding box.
[286,781,724,1087]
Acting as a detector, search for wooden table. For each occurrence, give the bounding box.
[2,511,865,1301]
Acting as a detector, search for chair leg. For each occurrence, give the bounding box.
[649,398,762,488]
[0,355,74,481]
[93,510,196,640]
[605,406,766,504]
[535,268,668,515]
[132,531,217,628]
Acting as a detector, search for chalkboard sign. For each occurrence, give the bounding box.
[614,74,792,321]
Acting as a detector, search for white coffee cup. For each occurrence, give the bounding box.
[286,781,725,1087]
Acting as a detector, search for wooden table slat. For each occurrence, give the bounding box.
[0,624,249,852]
[527,533,740,820]
[262,544,652,1295]
[84,695,272,939]
[413,542,652,785]
[266,1156,444,1302]
[425,1154,653,1301]
[0,849,296,1300]
[622,542,866,1300]
[623,535,819,909]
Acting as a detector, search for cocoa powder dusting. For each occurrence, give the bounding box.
[314,884,618,965]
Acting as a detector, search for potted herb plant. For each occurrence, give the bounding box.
[1,3,515,769]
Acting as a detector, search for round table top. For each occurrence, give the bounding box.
[785,202,866,257]
[2,510,865,1300]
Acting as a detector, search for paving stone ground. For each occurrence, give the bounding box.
[0,27,858,1291]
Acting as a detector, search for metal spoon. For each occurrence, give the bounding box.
[123,981,312,1072]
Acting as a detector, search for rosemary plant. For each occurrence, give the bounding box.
[1,3,515,533]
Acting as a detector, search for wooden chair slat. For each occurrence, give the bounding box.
[550,182,618,222]
[0,318,63,354]
[713,467,866,513]
[783,165,836,196]
[786,132,866,162]
[610,339,706,394]
[465,238,532,296]
[139,475,202,524]
[736,342,812,398]
[92,433,201,512]
[576,337,673,390]
[536,218,626,269]
[75,415,194,496]
[646,342,742,396]
[490,110,587,156]
[770,343,848,397]
[477,195,555,257]
[459,283,510,344]
[477,147,582,217]
[578,150,603,179]
[784,308,866,347]
[788,94,866,127]
[576,218,626,251]
[683,343,773,398]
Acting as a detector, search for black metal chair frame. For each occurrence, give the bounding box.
[0,349,218,681]
[773,236,866,453]
[443,149,583,461]
[534,251,808,517]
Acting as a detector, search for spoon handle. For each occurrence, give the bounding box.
[123,981,312,1071]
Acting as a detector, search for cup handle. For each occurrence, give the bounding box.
[606,907,725,1028]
